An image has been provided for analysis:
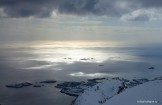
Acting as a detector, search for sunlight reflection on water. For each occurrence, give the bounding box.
[5,41,140,64]
[69,72,115,77]
[0,40,147,79]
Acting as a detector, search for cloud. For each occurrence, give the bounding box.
[132,0,162,8]
[121,8,162,21]
[0,0,60,18]
[0,0,162,21]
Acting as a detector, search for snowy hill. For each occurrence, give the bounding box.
[74,79,124,105]
[105,80,162,105]
[74,79,162,105]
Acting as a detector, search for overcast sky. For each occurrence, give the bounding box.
[0,0,162,43]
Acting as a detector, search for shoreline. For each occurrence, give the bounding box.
[5,77,162,105]
[55,77,162,105]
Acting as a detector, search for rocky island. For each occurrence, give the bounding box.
[5,77,162,105]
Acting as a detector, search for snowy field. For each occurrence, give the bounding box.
[74,78,162,105]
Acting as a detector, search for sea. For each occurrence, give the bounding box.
[0,40,162,105]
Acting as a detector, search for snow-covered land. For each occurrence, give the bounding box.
[73,78,162,105]
[6,77,162,105]
[74,79,124,105]
[104,80,162,105]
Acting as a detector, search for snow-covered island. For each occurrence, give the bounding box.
[56,77,162,105]
[6,77,162,105]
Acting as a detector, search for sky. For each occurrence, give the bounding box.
[0,0,162,44]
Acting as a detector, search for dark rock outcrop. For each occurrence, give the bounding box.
[56,81,98,96]
[6,82,32,88]
[148,67,155,69]
[40,80,56,83]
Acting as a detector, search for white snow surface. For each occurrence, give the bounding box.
[105,80,162,105]
[74,79,124,105]
[74,79,162,105]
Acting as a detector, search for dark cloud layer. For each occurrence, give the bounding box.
[0,0,60,17]
[0,0,162,20]
[134,0,162,8]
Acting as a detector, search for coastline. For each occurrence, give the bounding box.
[56,77,162,105]
[5,77,162,105]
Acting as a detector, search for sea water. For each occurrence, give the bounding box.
[0,41,162,105]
